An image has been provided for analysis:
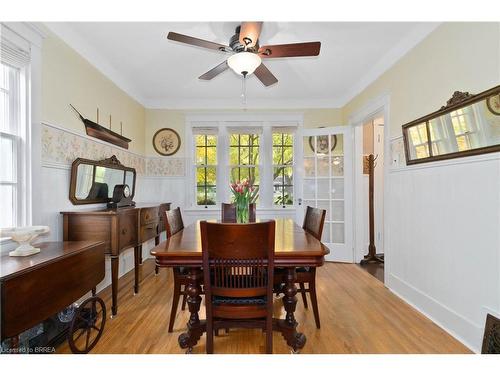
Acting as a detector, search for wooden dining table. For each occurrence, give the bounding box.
[150,218,330,353]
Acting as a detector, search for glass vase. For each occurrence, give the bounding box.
[236,199,249,223]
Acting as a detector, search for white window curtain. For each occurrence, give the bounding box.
[192,126,219,135]
[227,126,263,135]
[271,126,297,134]
[1,36,31,67]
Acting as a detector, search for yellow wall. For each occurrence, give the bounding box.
[145,109,186,157]
[144,108,343,157]
[342,22,500,136]
[41,32,146,154]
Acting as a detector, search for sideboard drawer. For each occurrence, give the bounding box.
[140,206,159,224]
[64,215,112,253]
[119,212,138,250]
[140,223,158,242]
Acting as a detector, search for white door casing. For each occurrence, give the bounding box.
[296,126,353,262]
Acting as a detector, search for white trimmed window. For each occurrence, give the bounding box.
[228,127,260,203]
[189,121,298,208]
[0,39,29,228]
[194,128,218,207]
[272,128,294,207]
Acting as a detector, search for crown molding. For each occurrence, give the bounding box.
[42,22,441,111]
[143,96,344,109]
[42,22,148,106]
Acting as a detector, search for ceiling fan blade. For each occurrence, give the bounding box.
[259,42,321,58]
[199,60,229,80]
[167,32,230,52]
[239,22,263,48]
[254,63,278,87]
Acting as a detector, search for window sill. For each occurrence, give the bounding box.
[184,206,296,213]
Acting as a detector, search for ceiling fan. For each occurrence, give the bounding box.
[167,22,321,87]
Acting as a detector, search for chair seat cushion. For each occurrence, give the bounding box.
[296,266,310,272]
[176,266,203,275]
[213,296,267,305]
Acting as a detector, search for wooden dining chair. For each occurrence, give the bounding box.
[201,220,275,354]
[220,203,256,222]
[155,207,191,332]
[297,205,326,329]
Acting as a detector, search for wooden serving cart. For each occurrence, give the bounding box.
[1,241,107,354]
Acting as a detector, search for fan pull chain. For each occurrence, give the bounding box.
[241,72,247,105]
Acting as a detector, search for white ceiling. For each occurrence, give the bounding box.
[44,22,439,109]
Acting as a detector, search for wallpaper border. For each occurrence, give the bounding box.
[41,122,186,177]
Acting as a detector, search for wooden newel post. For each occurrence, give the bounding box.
[360,154,384,265]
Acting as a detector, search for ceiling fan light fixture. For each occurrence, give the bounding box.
[227,52,262,76]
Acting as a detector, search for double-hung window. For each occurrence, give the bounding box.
[194,128,217,207]
[228,129,260,202]
[272,129,294,207]
[0,25,37,231]
[190,121,298,208]
[1,60,25,228]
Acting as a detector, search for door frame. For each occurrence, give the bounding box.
[348,94,391,283]
[296,125,354,263]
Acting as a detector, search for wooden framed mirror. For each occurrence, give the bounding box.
[402,85,500,165]
[69,155,136,205]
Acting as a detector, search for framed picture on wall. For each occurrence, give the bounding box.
[152,128,181,156]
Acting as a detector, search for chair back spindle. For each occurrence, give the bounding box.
[201,221,274,299]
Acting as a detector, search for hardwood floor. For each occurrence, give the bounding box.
[359,262,384,283]
[57,259,471,354]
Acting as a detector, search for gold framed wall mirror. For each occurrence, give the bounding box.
[69,155,136,205]
[402,85,500,165]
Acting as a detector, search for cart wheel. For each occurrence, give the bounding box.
[68,296,106,354]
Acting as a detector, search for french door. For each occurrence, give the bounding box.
[296,126,353,262]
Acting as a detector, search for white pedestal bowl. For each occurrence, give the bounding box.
[0,226,50,256]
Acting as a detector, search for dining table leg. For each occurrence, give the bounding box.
[178,267,205,353]
[277,266,307,352]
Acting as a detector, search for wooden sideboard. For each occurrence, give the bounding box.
[1,241,105,347]
[61,202,170,316]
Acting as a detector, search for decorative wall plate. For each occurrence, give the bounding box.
[152,128,181,156]
[309,134,337,154]
[486,93,500,115]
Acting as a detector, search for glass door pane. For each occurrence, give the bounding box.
[298,127,352,262]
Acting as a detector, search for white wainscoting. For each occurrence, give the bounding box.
[38,121,187,297]
[40,163,162,295]
[385,153,500,353]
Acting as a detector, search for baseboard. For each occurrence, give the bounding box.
[386,272,481,353]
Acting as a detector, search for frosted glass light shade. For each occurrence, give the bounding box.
[227,52,262,76]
